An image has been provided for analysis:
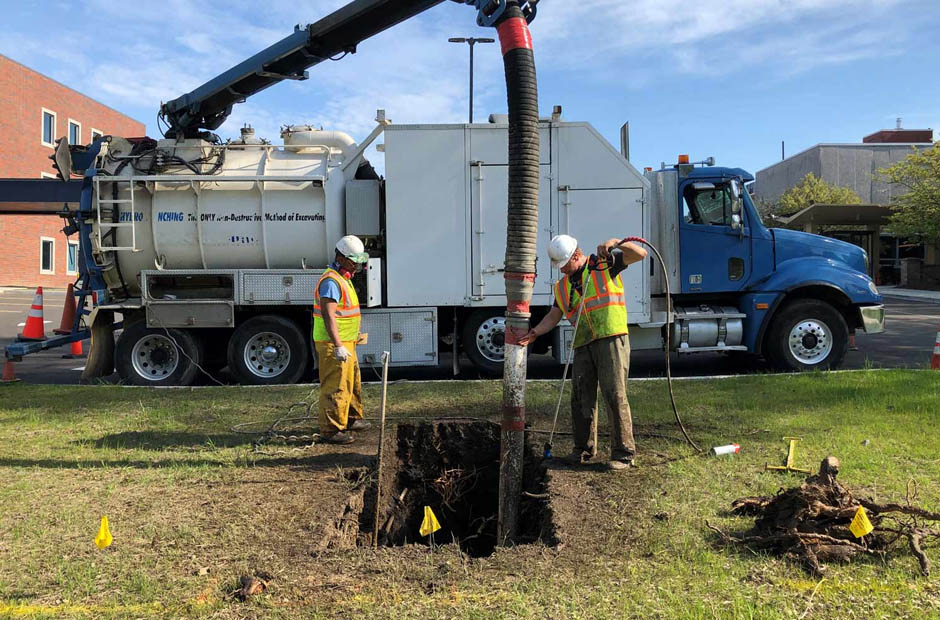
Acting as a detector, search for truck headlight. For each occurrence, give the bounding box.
[868,280,879,296]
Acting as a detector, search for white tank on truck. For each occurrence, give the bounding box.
[95,125,366,296]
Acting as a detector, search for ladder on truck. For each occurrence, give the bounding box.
[93,176,140,252]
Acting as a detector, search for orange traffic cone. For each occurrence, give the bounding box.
[932,325,940,370]
[19,287,46,341]
[1,359,18,383]
[62,339,83,359]
[54,283,77,335]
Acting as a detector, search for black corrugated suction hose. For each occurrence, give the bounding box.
[496,0,539,334]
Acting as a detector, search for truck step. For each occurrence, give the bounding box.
[675,345,748,354]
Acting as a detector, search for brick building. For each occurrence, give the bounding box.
[0,54,145,288]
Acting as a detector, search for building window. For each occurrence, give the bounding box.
[68,119,81,145]
[67,240,80,275]
[40,237,55,274]
[91,128,103,142]
[41,109,56,147]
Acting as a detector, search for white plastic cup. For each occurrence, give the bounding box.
[712,443,740,456]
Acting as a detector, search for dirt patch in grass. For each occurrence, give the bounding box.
[324,420,557,557]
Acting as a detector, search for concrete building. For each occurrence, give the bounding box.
[0,54,145,288]
[754,125,933,206]
[755,123,936,287]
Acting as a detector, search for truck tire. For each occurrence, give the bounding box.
[462,309,507,377]
[765,299,849,372]
[227,315,308,385]
[116,322,204,386]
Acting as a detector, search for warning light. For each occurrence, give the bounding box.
[677,154,690,164]
[644,167,653,172]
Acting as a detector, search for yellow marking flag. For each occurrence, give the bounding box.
[419,506,441,537]
[95,516,113,549]
[849,505,874,538]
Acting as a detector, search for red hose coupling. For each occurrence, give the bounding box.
[497,17,533,56]
[504,324,529,346]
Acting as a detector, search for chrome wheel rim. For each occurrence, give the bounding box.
[131,334,179,381]
[244,331,291,378]
[788,319,833,365]
[475,316,506,363]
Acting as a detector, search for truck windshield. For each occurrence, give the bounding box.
[745,189,765,225]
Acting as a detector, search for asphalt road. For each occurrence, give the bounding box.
[1,287,937,385]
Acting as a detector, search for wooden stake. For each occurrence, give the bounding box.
[372,351,391,547]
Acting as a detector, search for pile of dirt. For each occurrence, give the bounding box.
[709,457,940,577]
[361,419,556,557]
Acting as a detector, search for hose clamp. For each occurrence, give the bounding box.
[462,0,537,27]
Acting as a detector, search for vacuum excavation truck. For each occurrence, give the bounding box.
[2,0,884,385]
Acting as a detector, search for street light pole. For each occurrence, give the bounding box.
[449,37,495,123]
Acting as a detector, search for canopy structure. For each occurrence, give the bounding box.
[774,203,892,231]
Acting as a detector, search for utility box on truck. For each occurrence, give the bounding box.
[382,120,651,317]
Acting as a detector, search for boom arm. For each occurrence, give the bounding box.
[159,0,537,138]
[160,0,447,138]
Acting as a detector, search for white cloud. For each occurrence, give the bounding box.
[532,0,909,77]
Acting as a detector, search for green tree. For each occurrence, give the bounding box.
[776,172,862,216]
[879,142,940,244]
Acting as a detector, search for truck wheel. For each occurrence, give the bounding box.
[116,322,203,386]
[765,299,848,371]
[227,315,308,385]
[462,309,506,377]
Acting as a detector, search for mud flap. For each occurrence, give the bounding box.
[81,309,115,383]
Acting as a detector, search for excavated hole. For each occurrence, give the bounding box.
[358,419,555,558]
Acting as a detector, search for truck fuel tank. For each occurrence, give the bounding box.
[672,305,746,352]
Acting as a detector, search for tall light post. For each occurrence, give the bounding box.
[448,37,495,123]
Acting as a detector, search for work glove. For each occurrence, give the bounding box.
[333,345,350,362]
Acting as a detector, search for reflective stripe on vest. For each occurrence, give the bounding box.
[553,264,628,349]
[313,268,361,342]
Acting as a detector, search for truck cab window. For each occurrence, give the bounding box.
[682,184,734,226]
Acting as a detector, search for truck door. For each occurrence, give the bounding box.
[678,180,751,293]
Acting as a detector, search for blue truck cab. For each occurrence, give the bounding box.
[645,160,885,371]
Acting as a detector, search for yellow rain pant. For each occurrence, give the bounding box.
[315,341,364,434]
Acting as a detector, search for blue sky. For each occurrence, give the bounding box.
[3,0,938,176]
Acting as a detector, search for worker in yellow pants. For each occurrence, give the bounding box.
[314,340,365,438]
[313,236,371,444]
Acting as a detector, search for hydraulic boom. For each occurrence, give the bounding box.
[159,0,536,138]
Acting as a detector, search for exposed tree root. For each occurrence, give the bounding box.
[709,456,939,577]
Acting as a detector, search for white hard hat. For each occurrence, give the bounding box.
[335,235,369,264]
[548,234,578,267]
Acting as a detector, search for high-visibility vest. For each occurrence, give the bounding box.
[313,268,361,342]
[553,263,628,349]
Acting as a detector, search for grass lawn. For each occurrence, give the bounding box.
[0,369,938,619]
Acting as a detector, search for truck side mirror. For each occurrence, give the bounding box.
[729,179,743,216]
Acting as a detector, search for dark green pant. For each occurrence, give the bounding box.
[571,334,636,461]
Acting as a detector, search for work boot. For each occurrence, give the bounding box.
[321,431,355,445]
[348,419,372,431]
[608,458,636,471]
[563,450,592,466]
